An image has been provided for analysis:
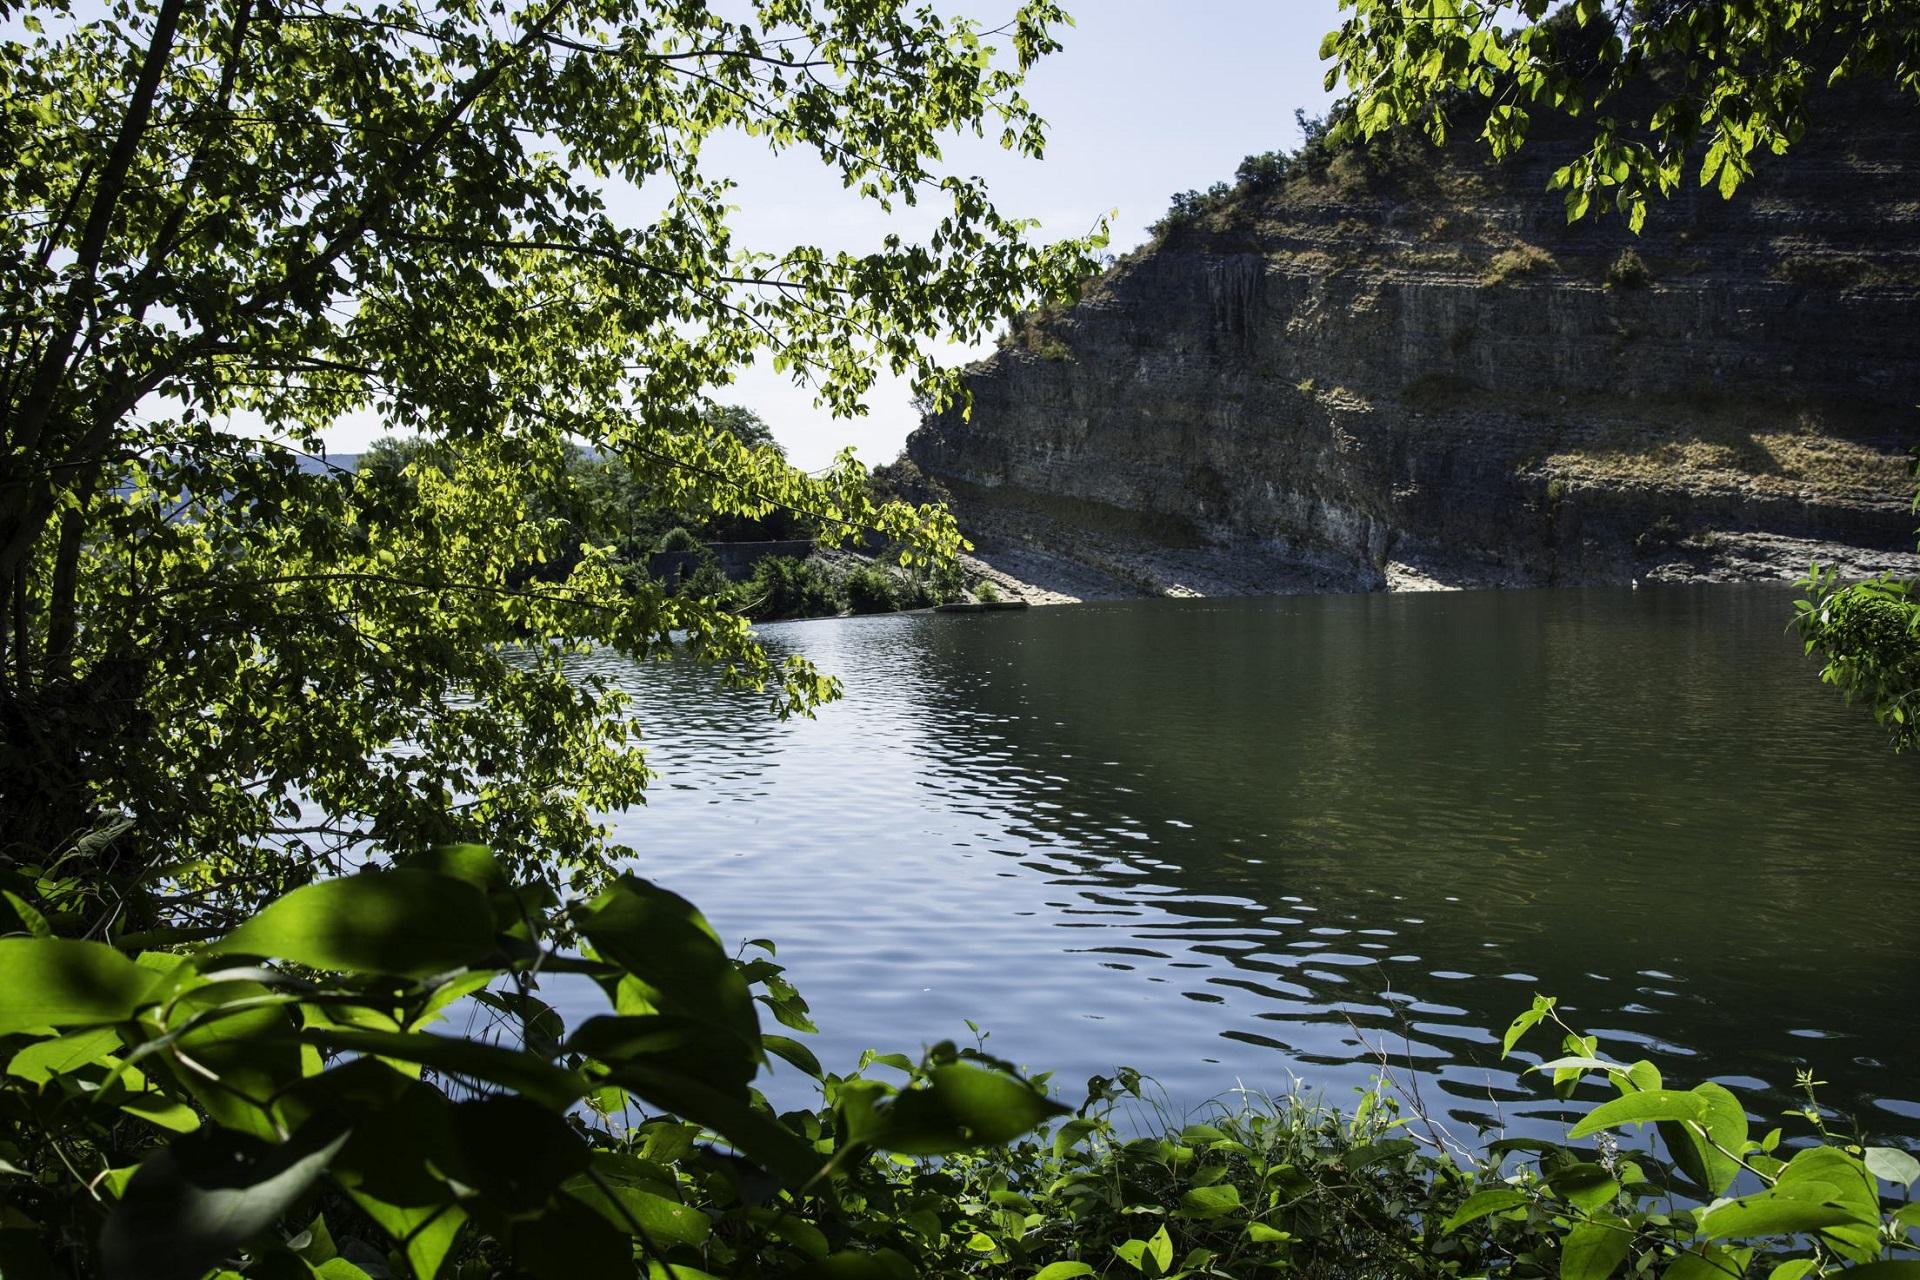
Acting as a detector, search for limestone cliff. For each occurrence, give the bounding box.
[906,93,1920,597]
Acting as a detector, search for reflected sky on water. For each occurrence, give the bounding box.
[569,585,1920,1141]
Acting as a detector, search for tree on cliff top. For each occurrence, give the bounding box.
[0,0,1101,924]
[1323,0,1920,749]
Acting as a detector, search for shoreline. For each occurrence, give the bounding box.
[956,527,1920,606]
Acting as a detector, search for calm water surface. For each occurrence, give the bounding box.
[576,585,1920,1140]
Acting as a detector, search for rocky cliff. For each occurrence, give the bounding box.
[906,93,1920,598]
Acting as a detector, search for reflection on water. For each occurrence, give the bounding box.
[574,585,1920,1139]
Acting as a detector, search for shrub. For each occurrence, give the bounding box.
[1150,181,1235,237]
[0,847,1071,1280]
[674,554,732,602]
[741,555,845,620]
[655,525,702,553]
[1235,149,1293,191]
[844,564,904,614]
[1798,564,1920,749]
[1605,247,1653,288]
[1636,513,1683,554]
[7,862,1918,1280]
[975,578,1001,604]
[1483,243,1558,285]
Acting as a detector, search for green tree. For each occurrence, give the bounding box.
[1322,0,1920,746]
[708,404,783,458]
[0,0,1102,920]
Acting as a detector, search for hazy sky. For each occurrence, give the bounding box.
[325,2,1347,468]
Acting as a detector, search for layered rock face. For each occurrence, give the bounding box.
[907,94,1920,596]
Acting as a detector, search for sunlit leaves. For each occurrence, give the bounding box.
[210,869,496,977]
[841,1063,1069,1156]
[1322,0,1919,230]
[0,938,157,1034]
[1797,558,1920,751]
[0,0,1103,907]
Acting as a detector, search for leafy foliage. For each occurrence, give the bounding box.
[0,846,1068,1278]
[1321,0,1920,231]
[9,884,1920,1280]
[1153,110,1338,235]
[1798,561,1920,751]
[0,0,1103,914]
[737,555,850,622]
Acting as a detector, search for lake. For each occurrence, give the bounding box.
[576,584,1920,1142]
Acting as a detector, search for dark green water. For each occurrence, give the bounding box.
[581,585,1920,1139]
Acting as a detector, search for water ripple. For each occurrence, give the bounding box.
[565,587,1920,1140]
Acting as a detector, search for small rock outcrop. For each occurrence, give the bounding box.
[907,92,1920,597]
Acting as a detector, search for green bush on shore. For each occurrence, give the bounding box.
[3,850,1916,1280]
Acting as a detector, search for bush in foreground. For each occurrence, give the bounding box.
[4,850,1919,1279]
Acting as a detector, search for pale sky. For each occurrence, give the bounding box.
[326,2,1346,469]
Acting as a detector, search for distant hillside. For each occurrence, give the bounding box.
[297,451,358,475]
[908,88,1920,597]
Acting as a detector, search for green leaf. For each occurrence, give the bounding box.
[1664,1247,1752,1280]
[1530,1056,1620,1076]
[1561,1219,1633,1280]
[1699,1194,1867,1240]
[602,1063,824,1190]
[7,1025,123,1082]
[1659,1083,1748,1196]
[1146,1225,1173,1275]
[119,1092,202,1133]
[446,1096,589,1214]
[1774,1147,1882,1263]
[852,1064,1068,1155]
[1441,1188,1529,1233]
[1052,1117,1098,1157]
[1769,1262,1818,1280]
[0,938,157,1034]
[576,876,760,1049]
[1,890,51,938]
[299,1026,584,1110]
[1502,995,1555,1057]
[1033,1265,1094,1280]
[565,1169,710,1248]
[209,870,495,977]
[318,1070,467,1280]
[1866,1146,1920,1188]
[568,1013,757,1091]
[510,1190,635,1280]
[99,1122,350,1280]
[1176,1183,1241,1219]
[402,844,507,892]
[1546,1161,1620,1212]
[1838,1266,1920,1279]
[1345,1138,1415,1170]
[1567,1089,1706,1138]
[764,1034,822,1078]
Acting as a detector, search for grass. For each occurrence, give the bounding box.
[1772,253,1916,288]
[1482,242,1557,285]
[1544,424,1908,497]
